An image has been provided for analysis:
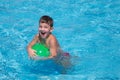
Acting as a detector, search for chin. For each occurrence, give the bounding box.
[39,32,50,39]
[41,37,47,39]
[40,36,46,39]
[40,34,48,39]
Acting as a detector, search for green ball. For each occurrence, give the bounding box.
[32,43,50,57]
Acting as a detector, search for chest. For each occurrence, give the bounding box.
[37,38,50,48]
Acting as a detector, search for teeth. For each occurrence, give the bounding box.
[41,32,45,35]
[42,32,45,34]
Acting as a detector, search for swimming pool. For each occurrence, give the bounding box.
[0,0,120,79]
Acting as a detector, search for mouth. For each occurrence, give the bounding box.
[39,31,47,38]
[41,32,46,35]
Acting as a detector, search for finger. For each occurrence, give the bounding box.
[33,53,37,56]
[32,49,36,52]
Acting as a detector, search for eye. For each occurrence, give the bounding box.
[39,25,41,28]
[44,26,48,28]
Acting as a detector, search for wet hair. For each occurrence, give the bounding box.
[39,15,53,27]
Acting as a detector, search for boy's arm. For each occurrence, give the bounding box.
[27,34,38,48]
[27,34,38,57]
[48,37,58,59]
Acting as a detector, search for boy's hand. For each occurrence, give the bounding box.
[28,48,37,58]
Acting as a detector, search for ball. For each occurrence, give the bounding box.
[32,43,50,57]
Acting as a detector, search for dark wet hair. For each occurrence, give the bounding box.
[39,15,53,27]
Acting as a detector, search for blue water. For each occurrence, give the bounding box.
[0,0,120,80]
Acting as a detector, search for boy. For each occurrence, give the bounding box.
[27,15,71,68]
[27,15,59,59]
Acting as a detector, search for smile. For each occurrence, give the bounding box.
[41,32,46,35]
[39,31,48,38]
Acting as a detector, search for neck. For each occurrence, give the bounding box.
[41,38,46,43]
[38,34,46,44]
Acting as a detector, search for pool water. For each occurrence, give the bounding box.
[0,0,120,80]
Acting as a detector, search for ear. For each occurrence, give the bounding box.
[50,27,53,32]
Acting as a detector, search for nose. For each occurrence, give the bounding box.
[39,27,44,31]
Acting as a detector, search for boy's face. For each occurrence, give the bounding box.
[39,22,52,39]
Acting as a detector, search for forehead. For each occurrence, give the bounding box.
[40,22,50,26]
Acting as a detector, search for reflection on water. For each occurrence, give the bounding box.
[0,0,120,79]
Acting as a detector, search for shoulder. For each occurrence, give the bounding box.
[33,34,39,41]
[48,34,59,46]
[47,34,60,48]
[49,34,57,42]
[34,34,39,38]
